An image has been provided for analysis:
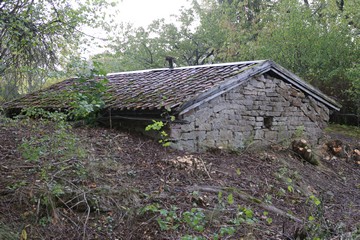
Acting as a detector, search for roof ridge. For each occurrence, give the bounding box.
[106,60,267,76]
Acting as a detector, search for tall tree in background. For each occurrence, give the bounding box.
[253,0,360,116]
[0,0,115,101]
[94,7,225,71]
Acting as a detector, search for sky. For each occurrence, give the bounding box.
[116,0,192,27]
[82,0,192,57]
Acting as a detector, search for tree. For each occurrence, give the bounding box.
[0,0,115,101]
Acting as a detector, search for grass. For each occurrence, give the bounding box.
[325,123,360,139]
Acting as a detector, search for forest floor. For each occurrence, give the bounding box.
[0,116,359,240]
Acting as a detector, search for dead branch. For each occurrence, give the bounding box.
[186,185,303,223]
[82,192,91,240]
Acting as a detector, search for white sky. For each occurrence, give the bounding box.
[82,0,192,57]
[116,0,192,27]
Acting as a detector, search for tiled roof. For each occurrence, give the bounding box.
[2,60,341,113]
[106,60,263,111]
[2,60,262,111]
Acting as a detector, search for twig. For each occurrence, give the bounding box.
[82,192,91,240]
[186,185,303,223]
[199,157,212,180]
[36,198,41,223]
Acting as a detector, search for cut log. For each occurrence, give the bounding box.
[291,139,319,165]
[352,149,360,163]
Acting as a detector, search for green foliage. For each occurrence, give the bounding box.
[140,196,259,239]
[293,126,305,139]
[6,180,27,190]
[140,204,181,231]
[16,108,89,225]
[145,110,175,147]
[182,208,206,232]
[325,124,360,139]
[145,120,165,131]
[0,0,116,101]
[262,211,273,225]
[253,0,359,115]
[145,120,171,147]
[308,195,321,206]
[157,206,181,231]
[66,61,109,122]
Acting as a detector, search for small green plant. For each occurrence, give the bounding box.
[293,125,305,139]
[140,204,181,231]
[157,206,181,230]
[145,115,175,147]
[6,181,27,190]
[38,216,51,227]
[308,195,321,206]
[303,194,341,239]
[211,226,236,240]
[183,208,206,232]
[181,236,205,240]
[18,137,44,162]
[232,206,257,225]
[262,211,273,225]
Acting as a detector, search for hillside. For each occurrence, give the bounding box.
[0,115,359,240]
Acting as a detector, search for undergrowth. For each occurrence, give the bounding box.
[325,124,360,138]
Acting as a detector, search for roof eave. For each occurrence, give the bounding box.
[267,61,341,111]
[177,60,341,116]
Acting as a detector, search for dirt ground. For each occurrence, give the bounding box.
[0,117,359,240]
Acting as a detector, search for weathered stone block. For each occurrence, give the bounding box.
[219,129,233,140]
[260,105,272,111]
[202,139,215,148]
[170,128,181,139]
[195,130,206,141]
[243,90,256,95]
[181,132,195,140]
[266,92,279,97]
[265,131,277,139]
[256,116,264,122]
[213,104,227,113]
[179,140,196,152]
[254,130,264,140]
[250,80,265,89]
[181,123,195,132]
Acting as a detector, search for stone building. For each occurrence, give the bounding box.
[3,60,341,152]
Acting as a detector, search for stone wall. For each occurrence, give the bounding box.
[170,74,329,152]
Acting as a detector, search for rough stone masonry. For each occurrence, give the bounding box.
[170,74,329,152]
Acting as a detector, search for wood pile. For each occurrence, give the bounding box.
[291,139,319,165]
[352,149,360,164]
[326,140,360,164]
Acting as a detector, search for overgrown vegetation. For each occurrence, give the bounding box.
[0,112,359,239]
[0,0,116,101]
[66,63,109,122]
[145,113,175,147]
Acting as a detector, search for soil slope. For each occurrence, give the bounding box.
[0,117,359,240]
